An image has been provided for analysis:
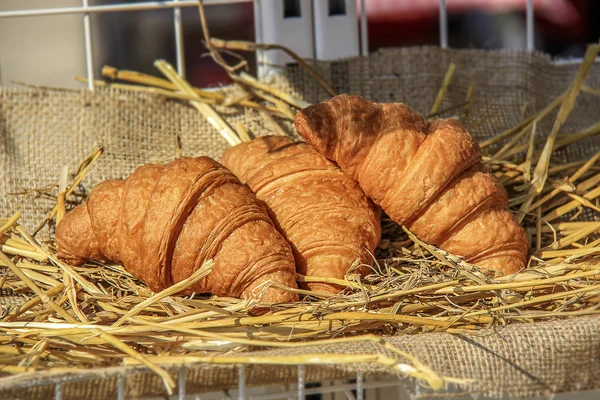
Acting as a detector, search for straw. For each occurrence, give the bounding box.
[154,59,242,147]
[0,251,75,323]
[33,146,103,236]
[3,35,600,395]
[210,38,337,98]
[431,63,456,115]
[113,260,214,327]
[514,45,599,223]
[460,86,474,123]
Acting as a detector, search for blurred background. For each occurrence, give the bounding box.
[0,0,598,89]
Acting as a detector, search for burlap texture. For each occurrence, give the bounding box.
[0,316,598,399]
[1,47,600,398]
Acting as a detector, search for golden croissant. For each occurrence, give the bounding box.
[295,94,529,275]
[222,136,381,293]
[56,157,298,302]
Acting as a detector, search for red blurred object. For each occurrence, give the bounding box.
[362,0,581,27]
[189,62,231,88]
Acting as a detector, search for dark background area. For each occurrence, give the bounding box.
[94,0,600,88]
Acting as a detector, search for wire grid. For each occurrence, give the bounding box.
[0,1,550,399]
[28,367,384,400]
[46,370,426,400]
[0,0,539,86]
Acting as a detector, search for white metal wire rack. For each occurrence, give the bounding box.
[0,1,594,399]
[12,367,430,400]
[47,368,377,400]
[0,0,540,89]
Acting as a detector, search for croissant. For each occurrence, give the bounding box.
[56,157,299,303]
[221,136,381,293]
[295,94,529,275]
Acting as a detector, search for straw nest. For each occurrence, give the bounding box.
[1,7,600,393]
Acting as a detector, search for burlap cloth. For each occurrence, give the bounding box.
[1,47,600,398]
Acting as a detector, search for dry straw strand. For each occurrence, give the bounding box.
[431,62,456,115]
[3,33,600,397]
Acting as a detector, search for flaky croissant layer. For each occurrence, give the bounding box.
[222,136,381,293]
[56,157,298,303]
[295,94,529,275]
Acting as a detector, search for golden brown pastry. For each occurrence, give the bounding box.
[295,94,529,275]
[56,157,298,303]
[222,136,381,292]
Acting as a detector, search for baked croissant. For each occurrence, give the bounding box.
[295,94,529,275]
[222,136,381,293]
[56,157,298,303]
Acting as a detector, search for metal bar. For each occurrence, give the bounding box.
[526,0,534,51]
[117,374,125,400]
[0,0,251,19]
[54,381,63,400]
[247,379,403,400]
[356,373,364,400]
[359,0,368,56]
[439,0,448,48]
[552,57,599,65]
[173,0,186,77]
[414,381,421,398]
[82,0,95,91]
[253,0,264,79]
[179,366,186,400]
[238,365,247,400]
[297,365,305,400]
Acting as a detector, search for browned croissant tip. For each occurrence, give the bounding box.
[295,105,333,153]
[295,94,377,143]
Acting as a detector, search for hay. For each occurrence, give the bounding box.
[1,6,600,394]
[2,60,600,390]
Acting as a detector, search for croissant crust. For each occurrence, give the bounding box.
[56,157,299,302]
[222,136,381,293]
[295,94,529,275]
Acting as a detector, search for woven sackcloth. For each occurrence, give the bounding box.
[1,47,600,398]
